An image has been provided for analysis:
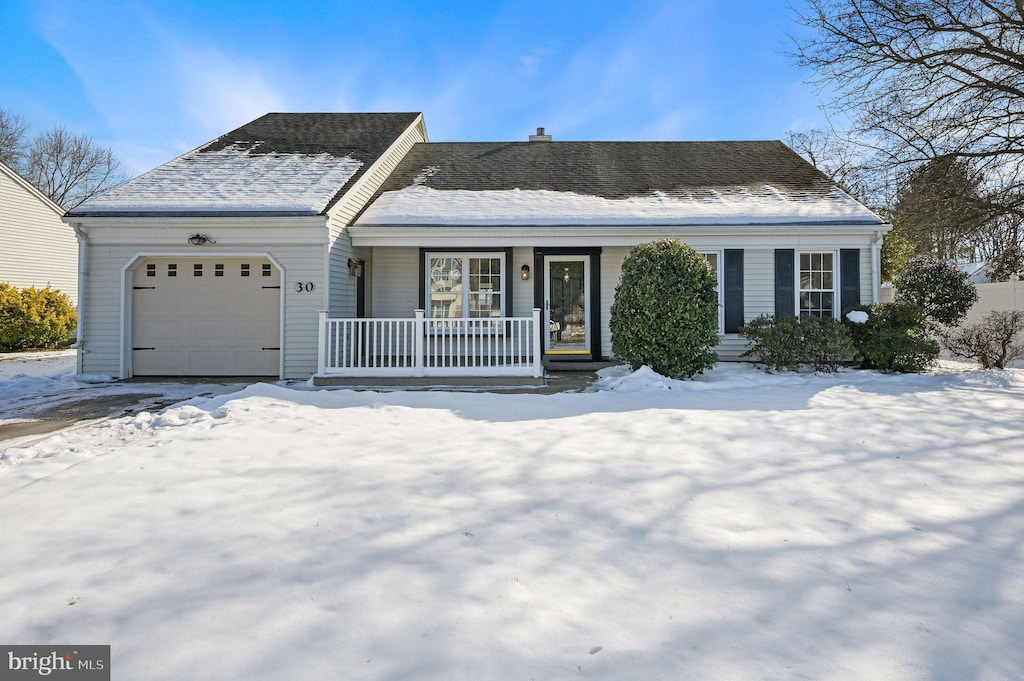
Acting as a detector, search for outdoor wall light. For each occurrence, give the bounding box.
[521,264,530,280]
[347,258,363,277]
[188,234,215,246]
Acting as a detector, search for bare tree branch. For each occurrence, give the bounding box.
[0,108,28,168]
[791,0,1024,187]
[21,126,130,209]
[790,0,1024,266]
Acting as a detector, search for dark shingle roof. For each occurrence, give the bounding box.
[69,112,421,217]
[368,140,836,200]
[203,112,419,161]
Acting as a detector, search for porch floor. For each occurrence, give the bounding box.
[310,370,609,393]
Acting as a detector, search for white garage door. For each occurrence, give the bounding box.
[132,257,281,376]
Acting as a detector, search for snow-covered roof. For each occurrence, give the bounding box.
[355,141,884,227]
[957,261,992,285]
[357,184,879,226]
[69,113,421,217]
[73,147,362,215]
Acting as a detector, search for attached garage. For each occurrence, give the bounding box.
[131,257,281,376]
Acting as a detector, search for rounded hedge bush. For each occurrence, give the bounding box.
[609,239,719,377]
[894,255,977,327]
[0,283,77,351]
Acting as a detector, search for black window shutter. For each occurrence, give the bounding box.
[723,249,744,332]
[840,249,861,313]
[775,249,795,319]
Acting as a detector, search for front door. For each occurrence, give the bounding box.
[544,256,590,355]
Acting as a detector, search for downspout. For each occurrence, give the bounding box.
[71,223,87,373]
[871,229,884,304]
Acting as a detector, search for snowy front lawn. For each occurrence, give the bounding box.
[1,363,1022,680]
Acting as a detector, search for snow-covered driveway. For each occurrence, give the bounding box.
[0,351,252,446]
[1,363,1022,680]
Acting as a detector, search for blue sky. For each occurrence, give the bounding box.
[1,0,827,175]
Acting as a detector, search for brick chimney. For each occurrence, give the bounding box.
[529,126,552,142]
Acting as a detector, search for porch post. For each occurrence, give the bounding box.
[317,310,328,375]
[414,309,426,377]
[531,307,543,378]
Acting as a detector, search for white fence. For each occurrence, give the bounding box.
[317,309,543,378]
[881,276,1024,323]
[965,276,1024,323]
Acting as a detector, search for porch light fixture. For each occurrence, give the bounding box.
[188,234,215,246]
[347,258,363,277]
[521,264,530,280]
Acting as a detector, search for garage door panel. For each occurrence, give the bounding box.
[235,350,280,375]
[134,318,189,347]
[235,318,279,345]
[132,257,281,377]
[189,318,238,346]
[197,291,238,316]
[134,350,187,376]
[187,351,234,374]
[134,290,189,318]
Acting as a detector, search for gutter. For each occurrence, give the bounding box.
[71,223,87,371]
[871,229,884,303]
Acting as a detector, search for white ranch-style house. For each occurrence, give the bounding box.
[1,160,78,303]
[64,114,889,382]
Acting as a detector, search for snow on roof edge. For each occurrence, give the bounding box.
[356,185,885,227]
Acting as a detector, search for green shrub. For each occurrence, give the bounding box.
[894,255,977,327]
[740,315,803,371]
[0,283,77,351]
[609,239,719,378]
[740,314,854,372]
[844,302,939,373]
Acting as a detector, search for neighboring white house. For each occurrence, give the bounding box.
[0,160,78,302]
[65,114,890,381]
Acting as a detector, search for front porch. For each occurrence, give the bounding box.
[314,309,545,385]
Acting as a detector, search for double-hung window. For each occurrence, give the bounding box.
[799,252,835,317]
[426,252,504,329]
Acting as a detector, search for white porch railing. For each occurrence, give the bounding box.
[317,308,543,378]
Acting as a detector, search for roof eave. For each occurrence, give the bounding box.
[65,209,325,219]
[349,220,892,247]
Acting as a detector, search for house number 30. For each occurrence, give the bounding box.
[295,282,315,292]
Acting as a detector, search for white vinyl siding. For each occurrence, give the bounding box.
[75,224,326,379]
[510,247,535,317]
[0,163,78,302]
[860,247,874,304]
[369,247,420,318]
[355,233,884,366]
[326,116,427,317]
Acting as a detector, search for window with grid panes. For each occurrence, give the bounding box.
[426,253,504,327]
[799,252,835,317]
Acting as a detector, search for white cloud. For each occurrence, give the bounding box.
[173,48,288,139]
